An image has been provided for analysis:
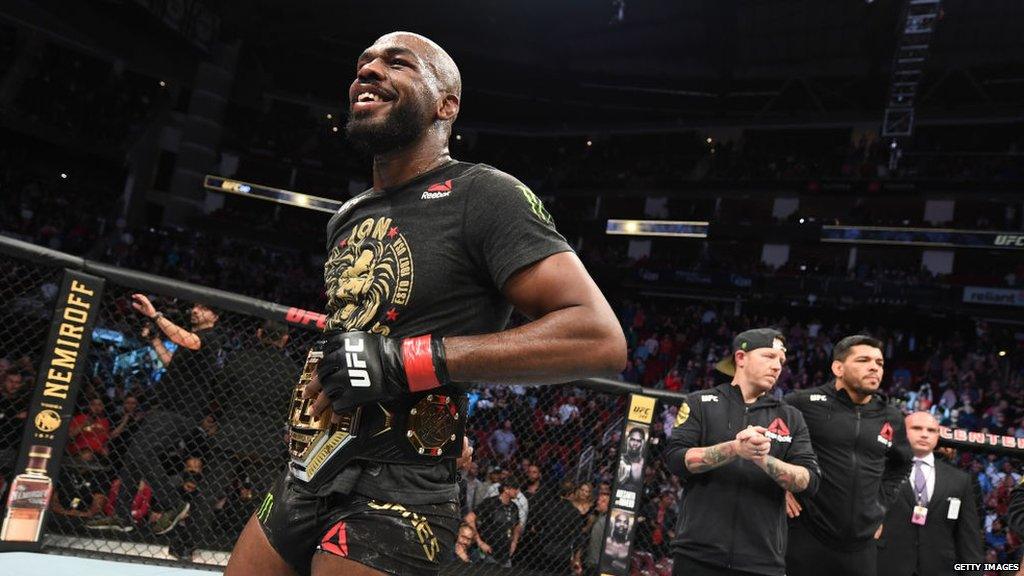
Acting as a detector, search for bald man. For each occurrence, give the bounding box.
[876,412,983,576]
[224,32,625,576]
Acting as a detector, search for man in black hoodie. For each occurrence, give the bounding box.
[664,328,820,576]
[1006,480,1024,538]
[784,335,913,576]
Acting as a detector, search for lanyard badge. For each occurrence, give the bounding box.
[911,505,928,525]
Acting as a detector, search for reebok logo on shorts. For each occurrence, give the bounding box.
[422,180,452,199]
[320,521,349,557]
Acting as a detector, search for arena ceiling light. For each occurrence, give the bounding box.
[605,219,709,238]
[203,175,341,214]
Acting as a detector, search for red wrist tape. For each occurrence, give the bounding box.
[402,335,441,392]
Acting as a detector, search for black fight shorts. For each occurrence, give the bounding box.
[785,525,876,576]
[257,473,460,576]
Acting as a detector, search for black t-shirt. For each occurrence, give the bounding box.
[154,325,227,418]
[0,389,30,444]
[313,161,571,504]
[522,481,555,535]
[217,491,259,535]
[106,412,142,466]
[523,482,554,514]
[55,466,111,513]
[538,497,587,558]
[475,495,520,560]
[217,344,298,423]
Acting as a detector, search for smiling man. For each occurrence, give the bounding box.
[224,31,625,576]
[784,335,912,576]
[663,328,820,576]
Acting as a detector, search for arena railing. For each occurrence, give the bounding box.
[2,234,1013,575]
[0,234,679,575]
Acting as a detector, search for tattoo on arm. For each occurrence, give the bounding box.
[684,441,738,473]
[151,339,173,366]
[763,456,811,492]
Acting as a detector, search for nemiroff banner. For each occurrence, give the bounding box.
[598,393,656,576]
[0,270,105,550]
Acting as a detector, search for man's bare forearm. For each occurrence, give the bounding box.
[155,316,201,350]
[510,526,520,555]
[684,441,738,473]
[759,456,811,492]
[444,305,625,385]
[150,338,173,365]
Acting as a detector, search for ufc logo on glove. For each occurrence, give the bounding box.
[344,337,371,387]
[288,330,465,488]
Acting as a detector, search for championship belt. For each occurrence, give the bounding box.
[287,342,467,490]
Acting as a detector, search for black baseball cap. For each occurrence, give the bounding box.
[194,302,222,317]
[715,328,786,377]
[733,328,786,354]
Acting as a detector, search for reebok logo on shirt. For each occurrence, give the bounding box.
[877,422,894,448]
[765,417,793,443]
[421,180,452,200]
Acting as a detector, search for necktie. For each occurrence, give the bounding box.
[914,460,929,505]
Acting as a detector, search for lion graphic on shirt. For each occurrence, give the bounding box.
[324,216,413,336]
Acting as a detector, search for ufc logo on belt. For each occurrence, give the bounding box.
[344,337,371,387]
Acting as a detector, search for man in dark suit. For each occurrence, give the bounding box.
[877,411,984,576]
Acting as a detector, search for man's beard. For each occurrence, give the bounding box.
[842,374,878,397]
[346,97,428,156]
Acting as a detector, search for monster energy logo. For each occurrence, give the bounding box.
[516,185,552,225]
[256,492,274,522]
